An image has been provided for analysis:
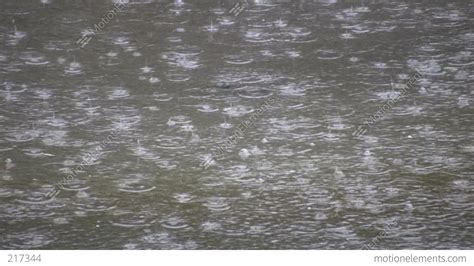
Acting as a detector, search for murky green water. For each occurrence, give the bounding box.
[0,0,473,249]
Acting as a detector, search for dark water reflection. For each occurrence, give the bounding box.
[0,0,473,249]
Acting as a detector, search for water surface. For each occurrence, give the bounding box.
[0,0,473,249]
